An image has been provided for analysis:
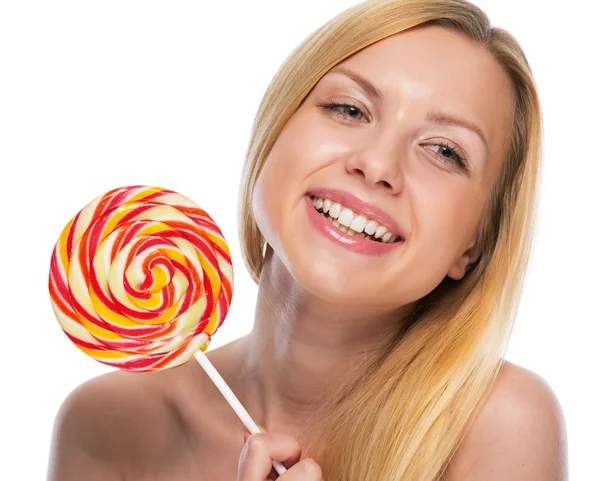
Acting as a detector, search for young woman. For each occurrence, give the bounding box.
[47,0,567,480]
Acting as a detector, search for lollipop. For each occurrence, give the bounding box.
[48,185,287,475]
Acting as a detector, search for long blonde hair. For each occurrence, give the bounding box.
[237,0,542,480]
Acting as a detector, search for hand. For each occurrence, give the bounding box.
[237,424,325,480]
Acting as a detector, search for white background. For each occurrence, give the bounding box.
[1,0,598,479]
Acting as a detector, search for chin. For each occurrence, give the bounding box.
[290,252,365,303]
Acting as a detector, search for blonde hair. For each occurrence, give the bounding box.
[237,0,542,480]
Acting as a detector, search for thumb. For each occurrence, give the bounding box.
[243,424,268,442]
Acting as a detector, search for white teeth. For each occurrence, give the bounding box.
[310,194,403,243]
[349,215,367,233]
[364,220,378,236]
[374,225,387,239]
[328,203,342,219]
[337,208,355,227]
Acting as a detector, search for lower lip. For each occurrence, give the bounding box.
[304,195,404,256]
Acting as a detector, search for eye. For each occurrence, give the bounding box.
[319,101,368,123]
[423,142,469,171]
[319,101,471,174]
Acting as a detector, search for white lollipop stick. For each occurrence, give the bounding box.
[194,350,287,476]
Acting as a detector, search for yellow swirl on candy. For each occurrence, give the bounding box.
[48,185,233,372]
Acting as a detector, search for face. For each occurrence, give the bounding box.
[252,24,515,311]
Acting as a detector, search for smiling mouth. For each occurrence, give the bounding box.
[308,195,404,244]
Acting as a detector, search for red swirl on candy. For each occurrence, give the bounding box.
[48,185,233,372]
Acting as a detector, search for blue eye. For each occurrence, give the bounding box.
[319,101,470,172]
[423,142,467,169]
[320,101,368,123]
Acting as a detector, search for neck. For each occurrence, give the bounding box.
[233,246,415,440]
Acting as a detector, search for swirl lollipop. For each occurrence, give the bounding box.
[48,185,287,476]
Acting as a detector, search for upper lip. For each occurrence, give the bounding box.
[307,187,406,240]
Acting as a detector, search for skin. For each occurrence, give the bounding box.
[239,23,513,437]
[47,24,567,481]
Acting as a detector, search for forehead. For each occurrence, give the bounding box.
[319,25,515,163]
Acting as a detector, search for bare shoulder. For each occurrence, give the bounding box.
[47,367,190,480]
[446,360,568,481]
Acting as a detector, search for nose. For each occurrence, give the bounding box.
[344,143,405,195]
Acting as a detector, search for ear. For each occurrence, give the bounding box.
[447,240,481,281]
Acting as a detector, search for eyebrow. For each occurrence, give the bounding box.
[328,66,383,102]
[326,66,490,152]
[425,111,489,153]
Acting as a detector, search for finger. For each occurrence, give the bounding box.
[237,432,302,481]
[247,426,281,481]
[277,458,324,480]
[241,424,299,480]
[243,424,267,443]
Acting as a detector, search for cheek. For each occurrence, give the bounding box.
[251,118,333,239]
[413,180,481,261]
[250,141,304,251]
[251,159,281,248]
